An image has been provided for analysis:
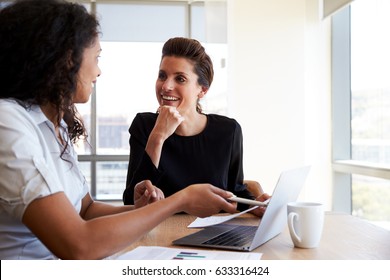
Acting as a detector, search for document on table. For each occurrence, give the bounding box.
[111,246,262,260]
[188,206,258,228]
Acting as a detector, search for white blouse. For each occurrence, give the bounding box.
[0,99,89,259]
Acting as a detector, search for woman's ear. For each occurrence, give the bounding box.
[66,50,74,69]
[198,86,208,99]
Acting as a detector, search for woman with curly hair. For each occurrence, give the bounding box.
[0,0,236,260]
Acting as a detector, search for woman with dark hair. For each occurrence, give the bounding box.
[0,0,236,260]
[123,37,270,215]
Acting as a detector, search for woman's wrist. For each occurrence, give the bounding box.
[161,193,186,216]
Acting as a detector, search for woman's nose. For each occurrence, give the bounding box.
[162,79,174,91]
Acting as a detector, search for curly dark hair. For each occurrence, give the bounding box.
[0,0,100,145]
[161,37,214,113]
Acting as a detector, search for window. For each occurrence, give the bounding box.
[74,1,228,200]
[351,0,390,165]
[332,0,390,230]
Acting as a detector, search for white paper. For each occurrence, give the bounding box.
[188,206,258,228]
[110,246,262,260]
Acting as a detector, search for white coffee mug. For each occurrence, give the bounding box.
[287,202,324,249]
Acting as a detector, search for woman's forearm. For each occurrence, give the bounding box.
[145,131,165,168]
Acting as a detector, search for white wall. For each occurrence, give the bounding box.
[227,0,333,209]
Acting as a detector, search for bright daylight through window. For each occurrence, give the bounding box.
[350,0,390,229]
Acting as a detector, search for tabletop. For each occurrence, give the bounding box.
[123,212,390,260]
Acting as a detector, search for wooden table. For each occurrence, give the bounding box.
[125,212,390,260]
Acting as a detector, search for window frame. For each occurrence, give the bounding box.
[331,5,390,213]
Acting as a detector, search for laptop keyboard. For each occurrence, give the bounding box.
[202,225,257,247]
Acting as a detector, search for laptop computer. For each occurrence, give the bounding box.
[172,166,310,251]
